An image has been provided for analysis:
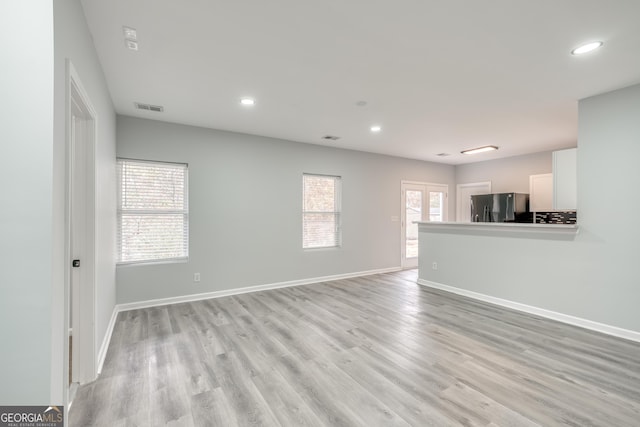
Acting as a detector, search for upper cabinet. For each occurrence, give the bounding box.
[529,173,553,211]
[553,148,577,210]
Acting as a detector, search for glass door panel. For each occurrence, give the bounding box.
[429,191,444,222]
[405,189,423,259]
[401,182,448,268]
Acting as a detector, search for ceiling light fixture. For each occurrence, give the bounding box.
[571,41,603,55]
[370,125,381,132]
[240,98,255,106]
[461,145,498,155]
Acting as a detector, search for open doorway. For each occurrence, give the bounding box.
[401,181,448,268]
[66,62,97,404]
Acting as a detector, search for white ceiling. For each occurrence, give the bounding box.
[81,0,640,164]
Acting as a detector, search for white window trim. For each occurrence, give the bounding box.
[117,158,189,265]
[302,173,342,250]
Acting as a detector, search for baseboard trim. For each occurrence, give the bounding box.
[417,278,640,343]
[117,266,402,313]
[96,306,119,375]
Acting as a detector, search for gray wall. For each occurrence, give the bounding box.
[0,1,55,405]
[576,82,640,331]
[116,116,456,304]
[420,83,640,333]
[52,0,117,403]
[456,150,554,193]
[0,0,116,405]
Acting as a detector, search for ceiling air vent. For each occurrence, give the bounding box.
[322,135,341,141]
[134,102,164,112]
[436,153,451,157]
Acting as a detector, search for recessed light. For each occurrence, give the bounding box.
[240,98,255,106]
[461,145,498,155]
[370,125,382,132]
[571,41,603,55]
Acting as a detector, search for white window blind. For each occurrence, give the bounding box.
[303,174,341,249]
[117,159,188,264]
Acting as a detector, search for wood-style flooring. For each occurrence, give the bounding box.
[69,270,640,426]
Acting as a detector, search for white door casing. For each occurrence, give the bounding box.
[426,184,448,223]
[66,62,97,400]
[456,182,492,222]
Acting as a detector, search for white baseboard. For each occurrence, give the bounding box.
[417,278,640,343]
[117,266,402,313]
[96,305,119,375]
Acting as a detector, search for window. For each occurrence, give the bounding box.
[117,159,188,264]
[302,174,341,249]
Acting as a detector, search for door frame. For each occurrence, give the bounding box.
[65,61,97,401]
[425,183,449,222]
[456,181,491,222]
[400,180,448,268]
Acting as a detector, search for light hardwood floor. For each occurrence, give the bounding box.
[69,270,640,426]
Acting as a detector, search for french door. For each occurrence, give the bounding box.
[401,181,448,268]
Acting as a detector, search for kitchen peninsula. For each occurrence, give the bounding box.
[416,220,580,298]
[417,221,579,238]
[414,219,598,334]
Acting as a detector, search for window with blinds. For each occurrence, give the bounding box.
[302,174,341,249]
[117,159,189,264]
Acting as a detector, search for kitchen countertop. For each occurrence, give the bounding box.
[416,221,579,239]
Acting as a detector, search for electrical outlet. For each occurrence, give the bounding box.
[432,262,438,270]
[194,273,201,282]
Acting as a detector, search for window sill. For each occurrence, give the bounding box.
[117,257,189,268]
[303,246,342,252]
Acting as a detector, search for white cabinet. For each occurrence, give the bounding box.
[553,148,577,210]
[529,173,553,211]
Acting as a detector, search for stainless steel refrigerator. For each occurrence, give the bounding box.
[470,193,529,222]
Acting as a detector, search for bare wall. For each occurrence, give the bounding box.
[116,116,456,304]
[0,0,55,405]
[456,150,555,193]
